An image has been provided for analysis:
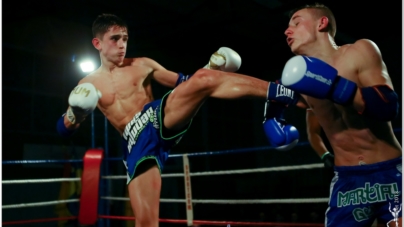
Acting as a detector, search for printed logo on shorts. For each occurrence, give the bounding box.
[123,107,155,152]
[353,206,375,222]
[337,182,399,207]
[387,191,402,227]
[153,108,159,130]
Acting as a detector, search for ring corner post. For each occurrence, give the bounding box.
[78,148,104,226]
[183,154,194,226]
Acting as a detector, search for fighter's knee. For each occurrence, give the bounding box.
[190,68,220,89]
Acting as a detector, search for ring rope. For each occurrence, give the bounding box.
[100,196,329,204]
[169,143,310,158]
[2,177,81,184]
[2,217,77,226]
[2,199,79,209]
[98,215,325,226]
[1,163,324,183]
[2,159,83,165]
[101,163,324,180]
[3,126,401,165]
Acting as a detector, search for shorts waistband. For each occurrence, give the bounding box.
[334,156,402,176]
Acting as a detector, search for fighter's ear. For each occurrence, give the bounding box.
[92,38,101,50]
[318,16,329,32]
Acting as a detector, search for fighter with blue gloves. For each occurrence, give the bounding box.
[280,55,399,122]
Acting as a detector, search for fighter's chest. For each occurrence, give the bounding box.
[95,73,146,106]
[332,59,359,84]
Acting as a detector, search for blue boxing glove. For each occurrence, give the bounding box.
[267,81,300,106]
[263,101,299,151]
[281,56,357,105]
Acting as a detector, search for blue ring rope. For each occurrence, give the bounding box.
[2,159,83,164]
[3,128,401,165]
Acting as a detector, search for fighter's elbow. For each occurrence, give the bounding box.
[358,85,400,122]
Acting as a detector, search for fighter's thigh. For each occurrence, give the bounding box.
[326,205,376,227]
[164,73,214,130]
[326,179,376,227]
[128,163,161,218]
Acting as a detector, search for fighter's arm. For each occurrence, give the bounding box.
[142,58,180,88]
[145,47,243,88]
[306,109,334,167]
[350,39,397,116]
[281,39,398,121]
[62,79,87,129]
[58,79,85,134]
[57,79,102,136]
[306,109,328,157]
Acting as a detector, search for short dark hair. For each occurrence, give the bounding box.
[289,3,336,38]
[92,14,128,39]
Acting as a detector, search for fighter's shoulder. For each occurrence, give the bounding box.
[345,39,382,59]
[78,71,99,84]
[127,57,164,69]
[121,57,141,66]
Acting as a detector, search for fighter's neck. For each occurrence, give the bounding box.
[299,38,339,63]
[99,59,123,73]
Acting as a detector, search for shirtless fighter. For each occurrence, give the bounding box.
[56,14,300,227]
[279,3,402,227]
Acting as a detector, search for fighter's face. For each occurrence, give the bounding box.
[284,9,318,54]
[99,26,128,64]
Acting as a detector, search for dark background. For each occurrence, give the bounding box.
[2,0,402,226]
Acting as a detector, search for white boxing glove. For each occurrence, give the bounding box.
[204,47,241,72]
[66,83,102,124]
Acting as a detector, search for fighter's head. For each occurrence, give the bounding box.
[91,14,128,64]
[284,3,336,54]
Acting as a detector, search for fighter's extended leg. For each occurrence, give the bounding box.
[164,68,269,130]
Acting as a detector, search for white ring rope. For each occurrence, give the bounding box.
[100,196,329,204]
[2,199,79,209]
[1,164,324,182]
[2,177,81,184]
[101,163,324,180]
[1,163,326,210]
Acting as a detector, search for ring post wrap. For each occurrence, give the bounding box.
[281,56,357,105]
[79,148,104,225]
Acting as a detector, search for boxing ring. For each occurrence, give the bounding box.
[3,128,401,227]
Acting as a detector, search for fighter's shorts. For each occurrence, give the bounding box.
[325,156,402,226]
[122,91,192,184]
